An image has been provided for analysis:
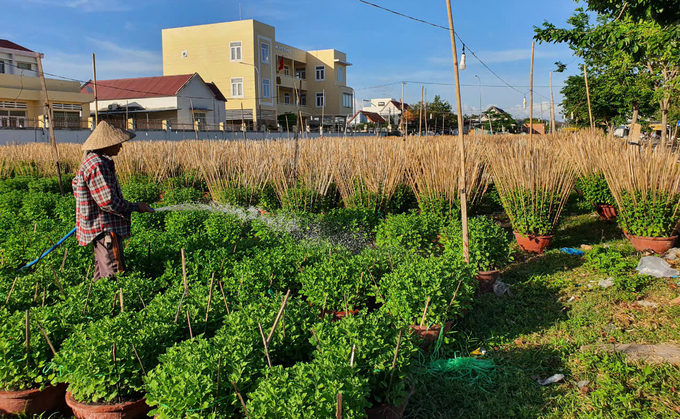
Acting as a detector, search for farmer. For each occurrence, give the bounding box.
[73,121,154,281]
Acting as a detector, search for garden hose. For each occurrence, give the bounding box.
[17,227,76,272]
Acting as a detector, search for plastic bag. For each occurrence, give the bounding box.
[636,256,679,278]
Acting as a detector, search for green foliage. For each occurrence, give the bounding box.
[379,254,476,326]
[162,187,204,205]
[577,173,615,207]
[299,248,370,312]
[440,216,512,271]
[246,359,370,419]
[312,312,418,405]
[376,211,444,254]
[585,246,637,277]
[417,193,459,219]
[503,188,561,236]
[120,177,161,204]
[617,191,680,237]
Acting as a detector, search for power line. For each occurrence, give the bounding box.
[357,0,556,97]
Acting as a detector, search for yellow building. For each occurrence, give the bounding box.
[0,40,91,129]
[162,20,354,130]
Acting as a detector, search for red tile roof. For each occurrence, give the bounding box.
[347,110,386,124]
[80,74,196,100]
[0,40,34,53]
[390,100,409,110]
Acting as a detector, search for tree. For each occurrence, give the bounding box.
[535,3,680,141]
[403,95,458,132]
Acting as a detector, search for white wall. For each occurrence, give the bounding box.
[177,76,226,125]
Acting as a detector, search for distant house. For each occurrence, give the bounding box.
[81,73,226,130]
[347,110,386,126]
[0,40,91,129]
[355,98,409,126]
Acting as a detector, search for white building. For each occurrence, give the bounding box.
[352,98,409,126]
[81,73,226,130]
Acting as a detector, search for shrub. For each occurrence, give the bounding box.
[203,212,250,249]
[21,192,59,221]
[617,191,680,237]
[577,173,615,207]
[502,189,561,236]
[246,359,370,419]
[585,246,637,277]
[417,193,459,219]
[376,211,444,254]
[379,254,476,327]
[312,312,418,406]
[440,216,512,271]
[299,248,370,312]
[162,187,204,205]
[120,177,161,204]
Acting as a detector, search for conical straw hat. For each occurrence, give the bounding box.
[81,121,136,151]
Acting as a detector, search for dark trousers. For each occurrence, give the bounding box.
[93,232,125,281]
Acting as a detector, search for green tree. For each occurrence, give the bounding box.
[404,95,458,133]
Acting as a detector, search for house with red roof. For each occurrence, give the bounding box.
[0,40,92,129]
[81,73,226,131]
[351,98,409,127]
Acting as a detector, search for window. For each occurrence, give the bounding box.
[262,79,270,98]
[337,67,344,82]
[16,62,32,71]
[315,66,325,81]
[0,109,27,128]
[230,41,242,61]
[193,112,207,130]
[283,65,290,76]
[377,102,385,107]
[300,94,307,106]
[231,77,244,98]
[261,42,269,64]
[343,93,352,108]
[295,69,306,80]
[52,110,81,129]
[283,92,291,104]
[315,92,325,108]
[0,61,4,74]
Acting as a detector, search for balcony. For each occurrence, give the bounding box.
[277,75,306,91]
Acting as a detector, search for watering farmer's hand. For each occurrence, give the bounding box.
[137,203,155,213]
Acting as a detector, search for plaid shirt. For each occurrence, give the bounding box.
[73,152,139,246]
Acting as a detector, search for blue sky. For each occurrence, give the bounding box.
[2,0,582,120]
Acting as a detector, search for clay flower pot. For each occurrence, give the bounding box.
[513,232,554,254]
[625,233,678,254]
[0,385,67,416]
[320,309,359,322]
[595,204,617,220]
[475,269,499,293]
[65,392,151,419]
[409,321,453,344]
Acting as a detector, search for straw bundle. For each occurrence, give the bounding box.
[601,142,680,237]
[487,138,576,236]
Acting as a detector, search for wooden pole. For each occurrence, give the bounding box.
[336,393,343,419]
[181,248,188,297]
[204,272,215,333]
[36,319,56,356]
[424,88,428,134]
[266,289,291,344]
[584,64,594,130]
[419,86,423,137]
[401,82,405,134]
[419,297,431,328]
[550,71,556,134]
[92,53,99,126]
[35,53,64,195]
[257,322,272,368]
[5,276,17,306]
[529,41,535,145]
[445,0,470,263]
[25,309,30,365]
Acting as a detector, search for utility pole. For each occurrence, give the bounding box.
[529,41,535,146]
[549,71,555,134]
[424,88,428,134]
[401,82,405,134]
[321,88,325,136]
[445,0,469,263]
[36,53,64,195]
[419,85,423,137]
[475,75,481,133]
[92,53,98,127]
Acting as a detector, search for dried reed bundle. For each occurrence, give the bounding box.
[487,138,576,236]
[406,136,490,214]
[601,141,680,237]
[0,143,81,178]
[331,137,407,210]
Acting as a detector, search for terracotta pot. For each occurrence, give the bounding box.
[409,321,453,344]
[65,392,151,419]
[513,232,554,254]
[476,270,499,293]
[320,309,359,322]
[625,233,678,254]
[595,204,618,220]
[0,385,67,416]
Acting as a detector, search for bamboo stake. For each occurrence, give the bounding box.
[5,276,18,306]
[204,272,215,333]
[336,393,343,419]
[60,248,68,271]
[119,288,124,313]
[584,64,594,130]
[138,291,146,308]
[82,279,94,314]
[311,327,322,353]
[25,309,30,366]
[48,265,65,297]
[92,53,99,126]
[174,295,185,324]
[350,344,356,367]
[257,323,272,368]
[186,310,193,339]
[112,343,121,404]
[218,281,230,315]
[131,343,146,376]
[387,329,403,389]
[419,86,423,137]
[445,0,470,263]
[33,280,39,303]
[214,356,221,414]
[231,380,249,417]
[419,297,431,328]
[36,319,56,356]
[550,71,556,134]
[266,289,291,344]
[181,248,188,297]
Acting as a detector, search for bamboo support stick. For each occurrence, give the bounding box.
[60,248,68,271]
[204,272,215,333]
[529,41,535,146]
[131,343,146,376]
[82,279,94,314]
[33,280,39,303]
[5,276,18,306]
[138,291,146,308]
[181,249,188,297]
[311,327,322,353]
[174,295,185,324]
[119,288,124,313]
[35,52,64,195]
[186,310,193,339]
[257,322,272,368]
[36,319,56,356]
[266,289,291,345]
[350,344,356,367]
[231,380,249,417]
[388,329,403,388]
[419,297,431,328]
[25,309,30,366]
[218,281,230,314]
[584,64,594,130]
[336,393,343,419]
[48,265,65,297]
